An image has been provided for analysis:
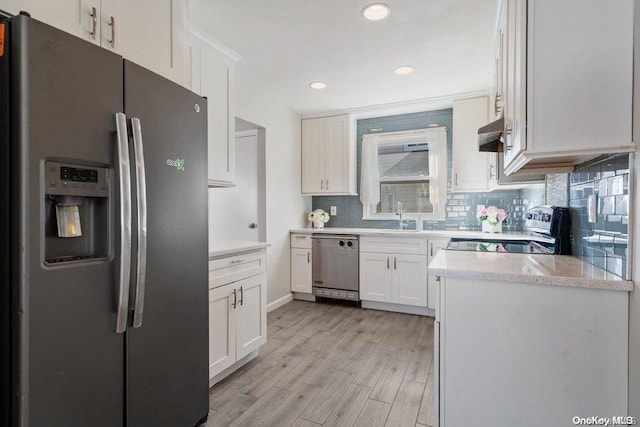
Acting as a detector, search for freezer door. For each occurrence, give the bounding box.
[10,16,124,426]
[124,60,209,427]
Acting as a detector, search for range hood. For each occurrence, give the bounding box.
[478,117,504,152]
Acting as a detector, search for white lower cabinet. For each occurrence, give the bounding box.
[208,248,267,382]
[208,274,266,380]
[208,283,237,377]
[359,252,393,302]
[360,240,427,307]
[290,248,312,293]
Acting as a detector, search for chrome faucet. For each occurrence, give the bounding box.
[396,201,408,230]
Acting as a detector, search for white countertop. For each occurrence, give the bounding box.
[290,227,552,242]
[209,240,271,259]
[428,250,633,291]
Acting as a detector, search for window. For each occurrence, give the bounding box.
[360,127,447,221]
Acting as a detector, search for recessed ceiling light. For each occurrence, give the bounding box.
[362,3,391,21]
[309,81,327,89]
[394,65,414,75]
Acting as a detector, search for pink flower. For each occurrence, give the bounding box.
[498,210,508,222]
[479,207,488,217]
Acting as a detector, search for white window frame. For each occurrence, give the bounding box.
[361,127,447,221]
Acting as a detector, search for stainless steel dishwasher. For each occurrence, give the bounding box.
[312,234,359,301]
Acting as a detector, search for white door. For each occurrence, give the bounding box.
[427,238,449,310]
[359,252,393,303]
[236,274,267,360]
[209,132,260,241]
[3,0,100,44]
[208,284,237,379]
[392,254,427,307]
[301,117,326,193]
[290,248,312,293]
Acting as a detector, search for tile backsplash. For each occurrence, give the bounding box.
[312,109,545,231]
[569,153,630,279]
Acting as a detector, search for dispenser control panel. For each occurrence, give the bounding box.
[60,166,98,183]
[44,161,109,198]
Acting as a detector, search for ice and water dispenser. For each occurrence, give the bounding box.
[44,161,110,265]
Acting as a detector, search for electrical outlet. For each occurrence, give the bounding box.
[330,206,337,216]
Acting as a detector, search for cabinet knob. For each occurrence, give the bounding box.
[248,222,257,229]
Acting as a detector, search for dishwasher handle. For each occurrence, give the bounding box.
[311,235,358,240]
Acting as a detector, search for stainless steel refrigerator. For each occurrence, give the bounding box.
[0,12,209,426]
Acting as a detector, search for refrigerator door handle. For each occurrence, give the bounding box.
[131,117,148,328]
[115,112,132,334]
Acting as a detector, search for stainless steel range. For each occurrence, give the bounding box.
[447,206,571,255]
[312,234,359,301]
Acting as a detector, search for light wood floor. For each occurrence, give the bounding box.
[205,300,437,427]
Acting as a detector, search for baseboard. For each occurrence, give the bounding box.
[209,350,259,388]
[267,293,294,313]
[361,300,433,317]
[293,292,316,302]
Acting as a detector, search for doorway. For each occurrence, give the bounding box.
[208,118,266,242]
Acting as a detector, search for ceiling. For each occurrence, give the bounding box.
[189,0,498,115]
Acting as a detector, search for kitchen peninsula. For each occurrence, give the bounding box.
[429,250,632,427]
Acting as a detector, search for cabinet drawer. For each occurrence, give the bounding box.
[360,236,427,255]
[291,233,312,249]
[209,250,266,289]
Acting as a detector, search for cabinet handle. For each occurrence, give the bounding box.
[326,179,329,190]
[430,243,433,257]
[307,251,310,263]
[89,7,97,40]
[454,173,458,187]
[239,286,244,306]
[295,235,306,239]
[320,179,324,190]
[108,16,115,47]
[394,257,397,270]
[387,257,390,269]
[232,288,237,309]
[231,258,246,264]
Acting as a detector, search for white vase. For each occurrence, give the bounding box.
[482,221,502,233]
[313,220,324,230]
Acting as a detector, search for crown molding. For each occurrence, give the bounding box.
[300,89,489,120]
[188,24,242,62]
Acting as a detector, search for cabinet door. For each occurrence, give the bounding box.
[236,274,267,360]
[452,97,490,192]
[100,0,187,85]
[3,0,100,44]
[290,248,312,293]
[359,252,393,303]
[503,0,527,168]
[301,117,326,193]
[198,38,236,186]
[392,254,427,307]
[325,115,352,193]
[208,284,237,379]
[427,238,449,310]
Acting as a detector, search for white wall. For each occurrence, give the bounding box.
[234,86,311,306]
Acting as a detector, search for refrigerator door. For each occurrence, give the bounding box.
[124,60,209,427]
[10,16,125,426]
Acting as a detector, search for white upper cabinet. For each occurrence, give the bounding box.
[496,0,634,175]
[6,0,188,85]
[100,0,187,85]
[188,27,239,187]
[301,115,357,195]
[452,96,491,192]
